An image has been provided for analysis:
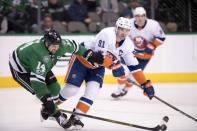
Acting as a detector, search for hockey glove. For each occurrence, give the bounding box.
[84,49,104,67]
[141,80,155,100]
[144,43,155,54]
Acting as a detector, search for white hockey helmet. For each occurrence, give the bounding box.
[116,17,131,30]
[133,7,146,16]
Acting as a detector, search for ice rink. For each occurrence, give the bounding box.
[0,83,197,131]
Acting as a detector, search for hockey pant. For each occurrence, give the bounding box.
[9,62,60,97]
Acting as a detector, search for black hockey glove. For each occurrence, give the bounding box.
[141,80,155,100]
[84,49,104,67]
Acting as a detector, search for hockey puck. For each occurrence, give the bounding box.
[163,116,169,122]
[160,116,169,131]
[160,124,167,131]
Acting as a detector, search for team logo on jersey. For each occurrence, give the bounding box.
[36,69,44,75]
[72,74,76,79]
[43,56,50,63]
[133,36,147,49]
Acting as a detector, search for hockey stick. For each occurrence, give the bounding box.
[127,79,197,122]
[60,109,169,131]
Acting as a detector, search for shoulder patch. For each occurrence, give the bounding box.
[43,56,50,64]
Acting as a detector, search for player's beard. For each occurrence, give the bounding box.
[49,48,58,54]
[46,44,59,54]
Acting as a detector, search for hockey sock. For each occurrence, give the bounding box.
[76,97,93,116]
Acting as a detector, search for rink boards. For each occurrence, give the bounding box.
[0,73,197,87]
[0,34,197,87]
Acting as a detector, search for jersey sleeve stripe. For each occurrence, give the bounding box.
[31,72,45,80]
[30,77,45,84]
[13,69,34,93]
[30,73,45,83]
[14,51,27,72]
[71,40,79,54]
[155,37,166,41]
[12,51,22,72]
[12,51,27,72]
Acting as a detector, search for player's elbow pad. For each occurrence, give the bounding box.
[112,66,125,77]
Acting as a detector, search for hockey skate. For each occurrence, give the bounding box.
[55,112,68,128]
[111,88,128,98]
[40,105,68,128]
[62,114,84,130]
[40,105,50,122]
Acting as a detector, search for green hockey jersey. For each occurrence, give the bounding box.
[9,38,87,91]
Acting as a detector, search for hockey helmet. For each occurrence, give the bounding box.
[133,7,146,16]
[44,30,61,45]
[116,17,131,30]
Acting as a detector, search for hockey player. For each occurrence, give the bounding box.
[111,7,166,98]
[8,30,103,128]
[57,17,155,130]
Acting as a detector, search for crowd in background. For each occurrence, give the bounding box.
[0,0,197,34]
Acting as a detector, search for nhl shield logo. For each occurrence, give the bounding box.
[43,56,50,63]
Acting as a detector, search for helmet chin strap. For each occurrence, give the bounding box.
[115,28,120,42]
[116,35,122,43]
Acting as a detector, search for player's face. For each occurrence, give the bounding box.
[47,43,60,54]
[135,14,146,27]
[116,27,130,41]
[43,17,53,28]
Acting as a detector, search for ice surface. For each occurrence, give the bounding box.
[0,83,197,131]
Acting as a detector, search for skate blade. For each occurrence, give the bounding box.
[67,125,83,130]
[48,116,56,121]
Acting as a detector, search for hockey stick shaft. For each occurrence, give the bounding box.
[128,79,197,122]
[60,109,158,130]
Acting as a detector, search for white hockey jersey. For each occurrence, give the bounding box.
[84,27,139,67]
[129,18,165,51]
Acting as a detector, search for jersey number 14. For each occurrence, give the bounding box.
[36,62,46,75]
